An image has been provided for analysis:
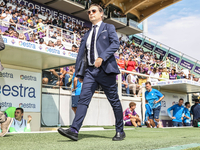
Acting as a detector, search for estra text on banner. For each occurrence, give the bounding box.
[0,68,41,112]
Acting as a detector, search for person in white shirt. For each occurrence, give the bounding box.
[149,68,160,82]
[9,108,32,133]
[55,39,65,50]
[126,70,142,97]
[49,27,54,37]
[0,10,10,23]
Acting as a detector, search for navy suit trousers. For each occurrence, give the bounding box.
[71,66,124,132]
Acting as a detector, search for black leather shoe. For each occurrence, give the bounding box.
[57,128,78,141]
[112,132,126,141]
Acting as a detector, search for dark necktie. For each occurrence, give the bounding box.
[90,25,97,64]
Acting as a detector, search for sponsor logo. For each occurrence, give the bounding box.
[0,72,13,78]
[63,51,66,55]
[45,47,60,54]
[68,52,77,58]
[161,110,166,114]
[161,101,166,107]
[20,75,37,81]
[0,102,12,108]
[172,80,182,84]
[0,84,36,98]
[19,103,36,108]
[157,82,167,85]
[19,41,36,49]
[39,45,42,50]
[45,47,48,52]
[11,39,15,44]
[3,37,7,43]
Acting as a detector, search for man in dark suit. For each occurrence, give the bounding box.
[58,4,125,141]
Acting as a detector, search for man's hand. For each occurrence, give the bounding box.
[181,117,183,120]
[72,88,77,92]
[79,78,83,83]
[154,101,158,104]
[94,57,103,68]
[59,74,64,79]
[171,117,176,119]
[27,115,32,123]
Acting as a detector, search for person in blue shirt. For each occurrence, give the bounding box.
[167,98,184,127]
[71,72,82,114]
[183,102,191,126]
[145,81,164,128]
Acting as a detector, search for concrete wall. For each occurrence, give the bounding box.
[42,88,142,127]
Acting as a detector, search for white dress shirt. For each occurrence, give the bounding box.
[86,21,102,66]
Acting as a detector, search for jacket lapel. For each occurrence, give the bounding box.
[97,22,105,40]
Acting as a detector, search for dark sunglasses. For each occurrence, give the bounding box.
[87,9,97,15]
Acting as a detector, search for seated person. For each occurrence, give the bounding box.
[123,102,142,127]
[9,108,32,133]
[0,106,13,137]
[42,69,63,86]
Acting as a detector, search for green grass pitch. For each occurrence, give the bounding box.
[1,127,200,150]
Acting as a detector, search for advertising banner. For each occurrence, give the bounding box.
[12,0,91,27]
[3,36,78,59]
[0,68,41,112]
[142,42,154,51]
[194,66,200,75]
[132,36,142,45]
[154,47,166,56]
[160,91,187,116]
[167,53,180,63]
[180,59,194,70]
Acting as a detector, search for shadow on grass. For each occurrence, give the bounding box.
[58,133,111,142]
[4,134,14,137]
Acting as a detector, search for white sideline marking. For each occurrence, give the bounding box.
[155,143,200,150]
[7,127,136,134]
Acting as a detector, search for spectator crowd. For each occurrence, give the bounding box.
[0,0,199,94]
[0,0,91,51]
[115,37,200,96]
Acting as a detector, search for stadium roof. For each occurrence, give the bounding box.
[102,0,182,23]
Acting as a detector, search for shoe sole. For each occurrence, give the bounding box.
[1,118,13,137]
[57,129,78,141]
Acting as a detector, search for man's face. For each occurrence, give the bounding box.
[57,40,61,45]
[187,104,191,108]
[145,84,151,92]
[88,6,102,23]
[131,105,136,110]
[15,110,23,120]
[178,100,183,106]
[72,46,76,51]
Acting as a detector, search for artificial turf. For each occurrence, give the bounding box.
[1,127,200,150]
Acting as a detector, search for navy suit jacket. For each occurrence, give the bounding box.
[75,22,120,78]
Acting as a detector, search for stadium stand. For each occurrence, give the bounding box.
[1,0,200,94]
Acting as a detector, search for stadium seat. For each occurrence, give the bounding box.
[4,107,16,118]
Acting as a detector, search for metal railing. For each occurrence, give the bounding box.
[22,24,82,48]
[129,19,141,30]
[0,20,29,33]
[117,69,169,99]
